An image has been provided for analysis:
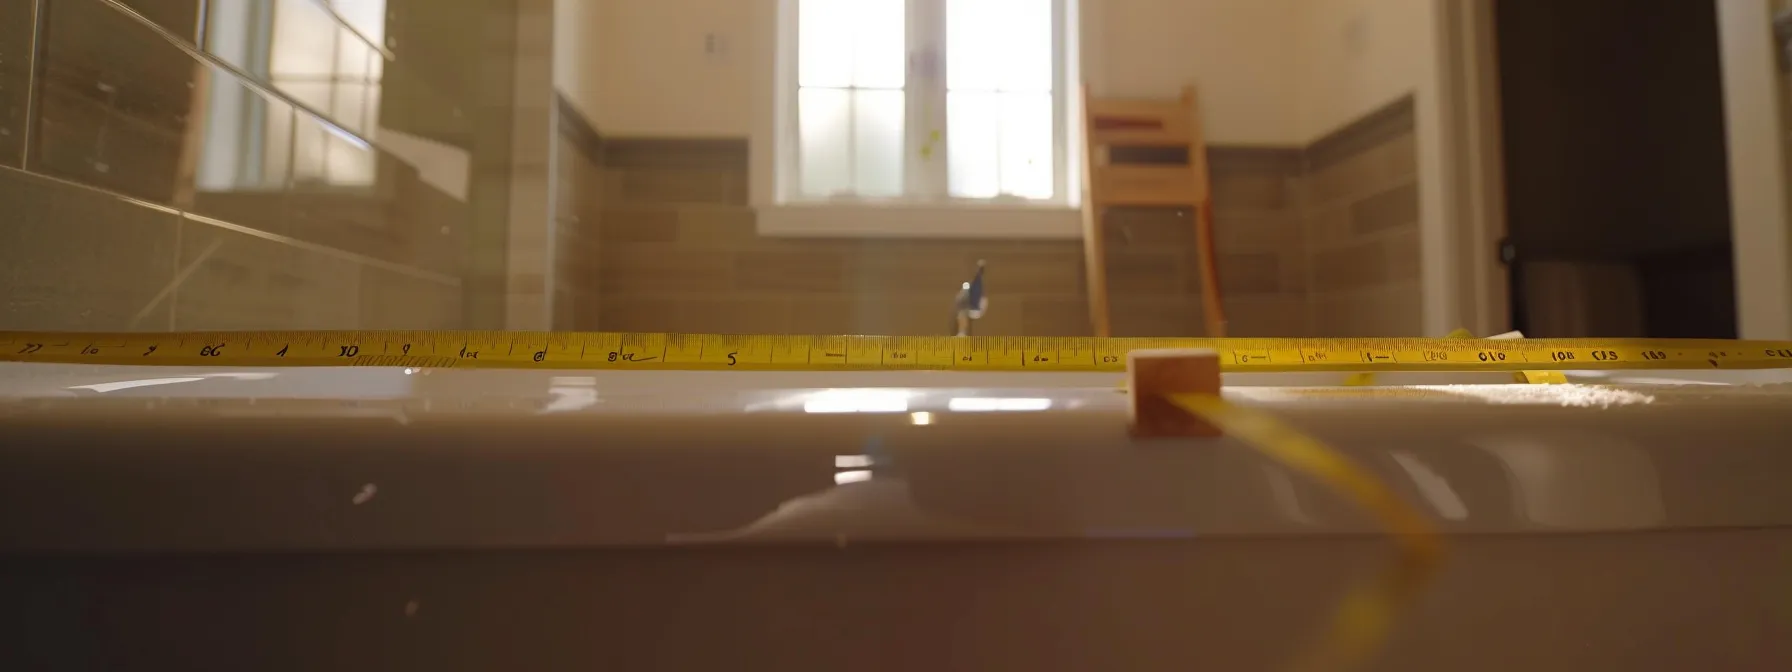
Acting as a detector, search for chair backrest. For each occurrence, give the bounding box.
[1082,86,1209,208]
[1084,87,1197,148]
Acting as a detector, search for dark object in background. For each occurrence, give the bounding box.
[1496,0,1736,338]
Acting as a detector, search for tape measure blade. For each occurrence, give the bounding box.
[3,331,1791,373]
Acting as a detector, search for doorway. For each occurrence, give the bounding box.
[1496,0,1738,338]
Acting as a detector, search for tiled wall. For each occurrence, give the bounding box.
[0,0,33,166]
[0,168,463,332]
[588,141,1313,337]
[31,0,197,204]
[0,0,528,333]
[1300,97,1424,336]
[554,97,605,330]
[582,98,1421,338]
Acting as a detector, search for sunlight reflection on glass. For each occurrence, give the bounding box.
[802,389,912,413]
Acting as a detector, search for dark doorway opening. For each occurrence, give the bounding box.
[1496,0,1737,338]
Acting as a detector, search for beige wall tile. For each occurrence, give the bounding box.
[360,267,463,330]
[788,298,858,334]
[677,207,760,245]
[844,297,961,336]
[1020,296,1094,337]
[556,125,604,331]
[1102,208,1193,248]
[175,224,369,331]
[567,152,606,222]
[1375,133,1419,183]
[1109,297,1202,337]
[605,167,747,205]
[1304,131,1417,207]
[601,206,680,243]
[599,246,732,293]
[0,172,181,331]
[1280,252,1309,293]
[1302,205,1354,250]
[34,84,185,204]
[554,137,581,218]
[553,286,579,331]
[509,272,547,295]
[971,296,1029,336]
[598,297,679,333]
[734,250,848,293]
[602,295,806,335]
[972,238,1089,256]
[1351,181,1420,235]
[1386,228,1421,282]
[1312,282,1423,337]
[1208,172,1290,210]
[1300,157,1364,208]
[504,251,550,276]
[678,297,790,334]
[1211,252,1284,295]
[1313,239,1391,291]
[177,255,263,329]
[190,191,294,241]
[978,250,1085,295]
[605,138,748,170]
[1225,295,1310,337]
[1212,212,1298,251]
[851,245,983,295]
[400,182,472,277]
[1106,251,1185,295]
[501,291,549,332]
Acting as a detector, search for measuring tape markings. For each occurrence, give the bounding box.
[4,331,1792,372]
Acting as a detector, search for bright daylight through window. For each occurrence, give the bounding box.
[198,0,387,191]
[794,0,1063,204]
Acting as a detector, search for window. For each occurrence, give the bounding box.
[789,0,1066,205]
[198,0,385,191]
[266,0,385,187]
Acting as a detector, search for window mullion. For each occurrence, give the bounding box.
[911,0,949,200]
[902,0,924,199]
[1052,0,1068,203]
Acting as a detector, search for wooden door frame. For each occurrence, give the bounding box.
[1432,0,1512,337]
[1458,0,1791,339]
[1716,0,1792,338]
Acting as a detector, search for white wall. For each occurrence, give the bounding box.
[1292,0,1434,141]
[588,0,766,137]
[1083,0,1302,145]
[552,0,607,125]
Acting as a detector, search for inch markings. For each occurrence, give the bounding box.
[3,331,1792,374]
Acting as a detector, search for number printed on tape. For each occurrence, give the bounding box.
[3,331,1792,374]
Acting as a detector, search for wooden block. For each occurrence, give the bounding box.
[1128,348,1222,438]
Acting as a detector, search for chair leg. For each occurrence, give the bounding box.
[1194,201,1228,338]
[1082,205,1112,337]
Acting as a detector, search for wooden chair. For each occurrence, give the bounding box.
[1080,85,1227,337]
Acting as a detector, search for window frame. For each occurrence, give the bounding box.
[778,0,1071,208]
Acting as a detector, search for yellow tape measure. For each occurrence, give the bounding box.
[3,330,1792,372]
[1170,393,1442,671]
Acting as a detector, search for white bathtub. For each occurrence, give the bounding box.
[1,362,1789,670]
